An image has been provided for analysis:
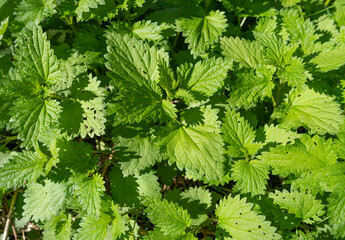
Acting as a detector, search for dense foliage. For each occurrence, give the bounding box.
[1,0,345,239]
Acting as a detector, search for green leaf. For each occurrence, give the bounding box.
[15,0,56,25]
[310,44,345,72]
[74,174,105,217]
[75,0,105,20]
[0,17,8,44]
[74,202,128,240]
[228,66,275,109]
[269,190,325,224]
[177,57,229,97]
[180,187,212,225]
[23,180,68,222]
[177,10,228,57]
[220,36,264,68]
[254,32,297,68]
[258,135,338,177]
[272,88,343,135]
[56,139,97,175]
[0,150,48,189]
[43,213,72,240]
[232,160,269,195]
[105,32,167,86]
[144,198,191,237]
[161,125,227,184]
[215,195,280,240]
[264,124,300,145]
[116,134,162,176]
[222,108,263,158]
[132,20,163,41]
[13,25,60,85]
[328,186,345,238]
[105,32,175,124]
[136,171,162,201]
[8,98,61,149]
[109,166,140,207]
[281,9,320,55]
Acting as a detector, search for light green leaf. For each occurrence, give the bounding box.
[0,150,48,189]
[161,125,227,184]
[13,25,60,85]
[132,20,163,41]
[310,44,345,72]
[75,0,105,20]
[178,57,229,97]
[177,10,228,57]
[272,88,343,135]
[23,180,68,222]
[15,0,56,25]
[8,98,61,149]
[216,195,280,240]
[328,186,345,238]
[264,124,300,145]
[0,17,9,44]
[269,190,325,224]
[43,213,72,240]
[258,135,338,177]
[75,174,105,217]
[136,171,162,201]
[220,36,264,68]
[232,160,269,195]
[228,66,275,109]
[105,32,167,86]
[74,202,127,240]
[116,134,161,176]
[222,108,263,158]
[144,198,191,237]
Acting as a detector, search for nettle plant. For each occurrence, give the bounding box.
[1,0,345,239]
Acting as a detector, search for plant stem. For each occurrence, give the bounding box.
[2,188,19,240]
[240,17,247,27]
[172,32,180,51]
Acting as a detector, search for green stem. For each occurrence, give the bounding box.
[172,32,180,51]
[0,136,17,143]
[49,94,64,100]
[307,5,335,17]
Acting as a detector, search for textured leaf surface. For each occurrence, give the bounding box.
[178,57,229,97]
[13,25,60,85]
[0,150,48,189]
[228,66,275,109]
[258,135,338,177]
[8,98,61,149]
[220,36,264,67]
[15,0,56,25]
[43,213,72,240]
[116,134,161,176]
[328,186,345,238]
[74,202,127,240]
[232,160,269,195]
[178,10,227,57]
[216,195,280,240]
[23,180,68,222]
[311,45,345,72]
[75,174,105,217]
[145,198,191,237]
[264,124,300,145]
[161,125,226,184]
[269,190,325,224]
[273,88,343,135]
[222,108,262,158]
